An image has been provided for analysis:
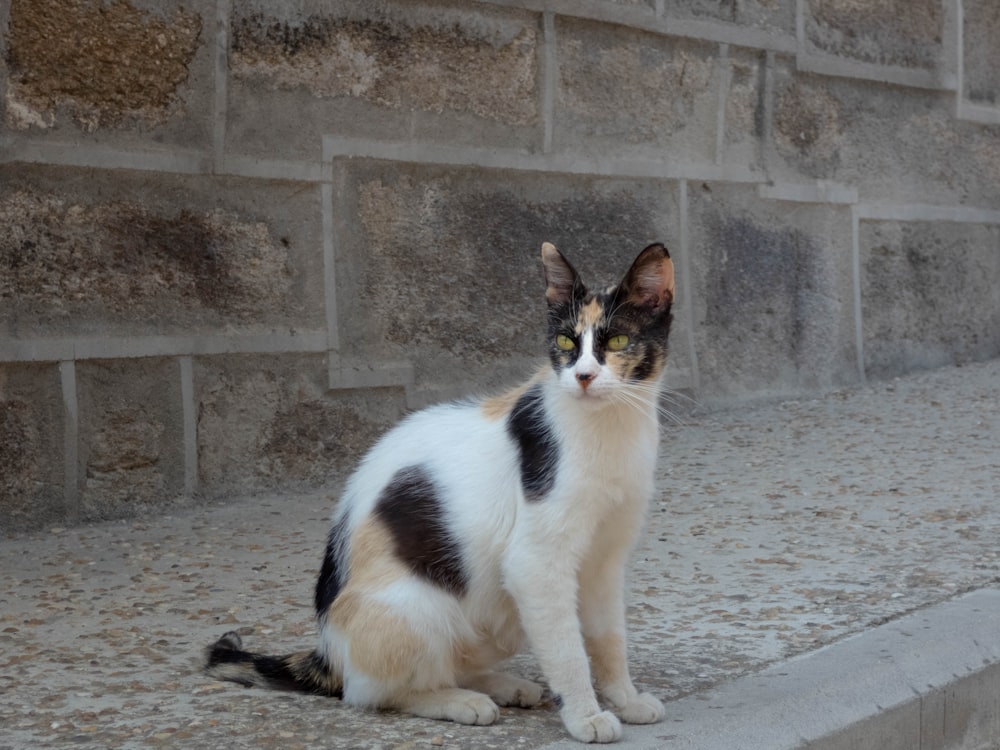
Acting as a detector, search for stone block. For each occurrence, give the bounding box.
[929,664,1000,748]
[226,0,540,161]
[75,358,184,521]
[337,161,685,404]
[722,47,766,168]
[554,17,718,160]
[2,0,214,150]
[667,0,796,37]
[603,0,656,8]
[687,182,857,399]
[195,354,405,495]
[806,700,922,750]
[859,220,1000,379]
[770,71,845,178]
[0,363,63,532]
[803,0,943,70]
[0,164,324,339]
[963,0,1000,106]
[769,63,1000,205]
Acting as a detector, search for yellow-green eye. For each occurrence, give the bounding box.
[607,334,630,351]
[556,334,576,351]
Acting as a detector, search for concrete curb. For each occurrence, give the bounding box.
[542,589,1000,750]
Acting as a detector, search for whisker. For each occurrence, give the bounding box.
[612,383,693,427]
[612,388,688,427]
[661,387,700,409]
[623,379,701,412]
[604,291,629,325]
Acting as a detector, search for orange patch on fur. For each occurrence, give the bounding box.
[605,351,628,379]
[326,518,426,682]
[348,518,408,587]
[606,349,664,382]
[585,631,627,689]
[481,369,549,421]
[575,299,605,334]
[329,589,425,682]
[452,632,520,675]
[481,382,531,422]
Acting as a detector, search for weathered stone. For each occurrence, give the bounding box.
[723,47,766,167]
[963,0,1000,106]
[75,358,184,521]
[772,77,844,176]
[555,17,717,157]
[1,0,998,537]
[598,0,654,7]
[770,65,1000,205]
[860,221,1000,378]
[196,355,404,494]
[226,0,539,159]
[231,4,536,126]
[0,166,322,337]
[668,0,796,36]
[688,183,856,399]
[0,364,63,533]
[0,189,286,328]
[341,162,684,403]
[804,0,943,70]
[83,409,166,515]
[4,0,203,132]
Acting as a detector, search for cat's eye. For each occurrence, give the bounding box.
[607,334,630,351]
[556,334,576,351]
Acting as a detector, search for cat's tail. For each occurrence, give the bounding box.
[204,631,343,697]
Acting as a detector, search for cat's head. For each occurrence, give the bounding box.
[541,242,674,404]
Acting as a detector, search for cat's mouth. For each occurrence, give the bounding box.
[572,382,612,402]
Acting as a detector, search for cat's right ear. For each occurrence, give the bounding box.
[541,242,583,306]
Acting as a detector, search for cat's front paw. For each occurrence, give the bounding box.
[463,672,544,708]
[563,709,623,743]
[497,676,545,708]
[451,692,502,726]
[617,692,665,724]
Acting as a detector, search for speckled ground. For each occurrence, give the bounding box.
[1,360,998,749]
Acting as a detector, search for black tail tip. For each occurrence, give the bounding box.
[213,631,244,651]
[206,631,247,669]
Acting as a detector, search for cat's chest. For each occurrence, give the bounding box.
[558,424,658,499]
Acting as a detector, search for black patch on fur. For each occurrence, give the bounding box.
[315,514,349,617]
[374,465,468,596]
[630,343,659,382]
[507,384,559,502]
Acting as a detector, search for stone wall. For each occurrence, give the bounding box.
[2,0,999,530]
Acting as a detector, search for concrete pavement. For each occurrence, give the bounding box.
[1,359,998,749]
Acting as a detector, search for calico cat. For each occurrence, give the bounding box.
[206,241,675,743]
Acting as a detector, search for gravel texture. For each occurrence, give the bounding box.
[1,360,998,749]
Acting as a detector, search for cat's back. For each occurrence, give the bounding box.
[339,396,521,525]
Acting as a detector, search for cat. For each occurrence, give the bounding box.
[206,241,675,743]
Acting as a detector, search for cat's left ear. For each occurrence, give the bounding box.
[621,243,675,312]
[541,242,584,306]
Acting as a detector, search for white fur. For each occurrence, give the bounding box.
[318,312,665,742]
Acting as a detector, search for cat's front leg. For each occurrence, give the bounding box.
[580,557,665,725]
[584,631,665,724]
[504,552,622,743]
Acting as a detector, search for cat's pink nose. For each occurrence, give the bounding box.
[576,371,594,390]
